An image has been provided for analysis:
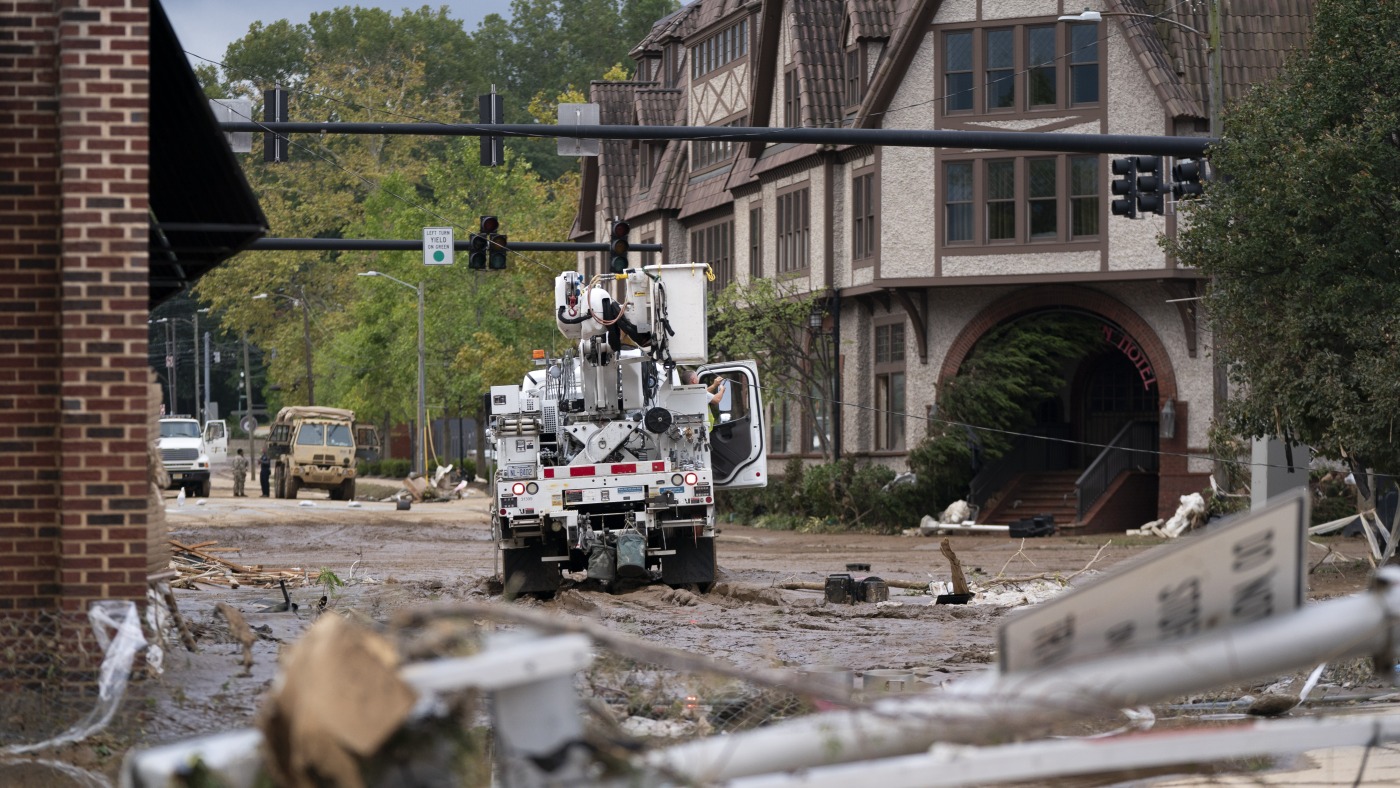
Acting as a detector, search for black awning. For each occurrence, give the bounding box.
[148,0,267,307]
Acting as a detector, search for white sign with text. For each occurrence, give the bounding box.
[998,488,1308,675]
[423,227,454,266]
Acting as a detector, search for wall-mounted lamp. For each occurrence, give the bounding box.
[1160,398,1177,439]
[808,300,826,331]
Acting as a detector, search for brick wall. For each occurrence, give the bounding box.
[0,0,150,686]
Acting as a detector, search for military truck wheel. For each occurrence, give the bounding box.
[287,476,301,499]
[341,479,356,501]
[273,464,286,499]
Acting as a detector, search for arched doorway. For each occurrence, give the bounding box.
[1073,347,1160,468]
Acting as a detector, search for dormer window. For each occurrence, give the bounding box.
[691,19,749,81]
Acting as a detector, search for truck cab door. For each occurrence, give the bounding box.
[203,420,229,465]
[355,424,382,463]
[699,360,767,488]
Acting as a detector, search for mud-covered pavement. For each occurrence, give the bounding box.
[10,469,1390,785]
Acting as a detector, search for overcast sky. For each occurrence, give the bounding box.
[164,0,512,68]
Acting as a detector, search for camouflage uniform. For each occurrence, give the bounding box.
[231,451,250,496]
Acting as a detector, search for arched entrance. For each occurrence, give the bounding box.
[940,287,1179,529]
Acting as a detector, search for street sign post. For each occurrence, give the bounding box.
[998,488,1309,675]
[423,227,454,266]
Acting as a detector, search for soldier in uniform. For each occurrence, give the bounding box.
[231,448,249,497]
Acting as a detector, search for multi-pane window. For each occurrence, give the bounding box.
[692,117,742,171]
[942,23,1099,115]
[1070,22,1100,104]
[943,155,1102,245]
[852,170,875,261]
[776,186,810,273]
[845,47,864,106]
[945,161,973,242]
[944,31,973,112]
[1070,156,1100,238]
[986,28,1014,110]
[874,322,906,451]
[770,398,791,453]
[692,19,749,80]
[691,220,734,292]
[1028,157,1058,239]
[1028,25,1056,106]
[987,159,1015,241]
[809,379,831,453]
[784,68,800,127]
[749,205,762,277]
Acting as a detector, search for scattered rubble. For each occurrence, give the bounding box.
[1129,492,1207,538]
[168,539,309,590]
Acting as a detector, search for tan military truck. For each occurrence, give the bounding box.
[267,406,379,500]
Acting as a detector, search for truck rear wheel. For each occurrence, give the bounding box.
[287,476,301,499]
[196,479,211,498]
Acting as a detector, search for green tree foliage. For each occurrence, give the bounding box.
[908,313,1102,509]
[1165,0,1400,482]
[709,279,836,459]
[195,8,576,469]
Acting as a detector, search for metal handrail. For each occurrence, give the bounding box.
[1076,420,1158,520]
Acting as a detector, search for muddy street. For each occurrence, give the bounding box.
[15,472,1384,785]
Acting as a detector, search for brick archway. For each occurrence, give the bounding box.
[937,285,1177,402]
[937,286,1198,525]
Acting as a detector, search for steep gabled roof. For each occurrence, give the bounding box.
[1113,0,1313,122]
[591,81,652,219]
[629,89,688,217]
[854,0,935,129]
[847,0,895,41]
[630,3,700,56]
[791,0,846,129]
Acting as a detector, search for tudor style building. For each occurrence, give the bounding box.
[573,0,1313,529]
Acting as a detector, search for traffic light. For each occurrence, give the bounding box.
[468,233,488,270]
[1110,157,1138,219]
[1134,156,1164,215]
[488,233,508,270]
[469,216,499,270]
[608,219,631,274]
[1172,158,1205,199]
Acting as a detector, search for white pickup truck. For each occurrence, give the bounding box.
[158,417,228,497]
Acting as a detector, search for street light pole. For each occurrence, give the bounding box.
[253,291,315,406]
[358,271,428,477]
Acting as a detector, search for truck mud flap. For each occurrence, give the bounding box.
[660,536,716,589]
[502,544,562,597]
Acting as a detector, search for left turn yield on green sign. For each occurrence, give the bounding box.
[423,227,454,266]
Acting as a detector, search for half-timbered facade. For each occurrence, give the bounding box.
[574,0,1313,528]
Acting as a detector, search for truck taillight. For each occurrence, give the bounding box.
[684,472,698,486]
[511,482,526,496]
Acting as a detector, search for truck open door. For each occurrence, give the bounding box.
[699,360,767,488]
[355,424,382,463]
[202,420,228,465]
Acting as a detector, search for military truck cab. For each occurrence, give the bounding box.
[267,406,365,500]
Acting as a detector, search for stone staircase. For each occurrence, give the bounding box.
[981,470,1081,526]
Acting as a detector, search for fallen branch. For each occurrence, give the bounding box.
[774,578,929,592]
[981,540,1112,588]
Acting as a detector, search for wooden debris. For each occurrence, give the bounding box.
[940,538,970,595]
[216,602,256,675]
[168,539,308,590]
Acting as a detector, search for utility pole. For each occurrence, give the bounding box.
[299,286,315,406]
[242,332,255,458]
[416,280,426,477]
[203,330,211,421]
[192,311,201,422]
